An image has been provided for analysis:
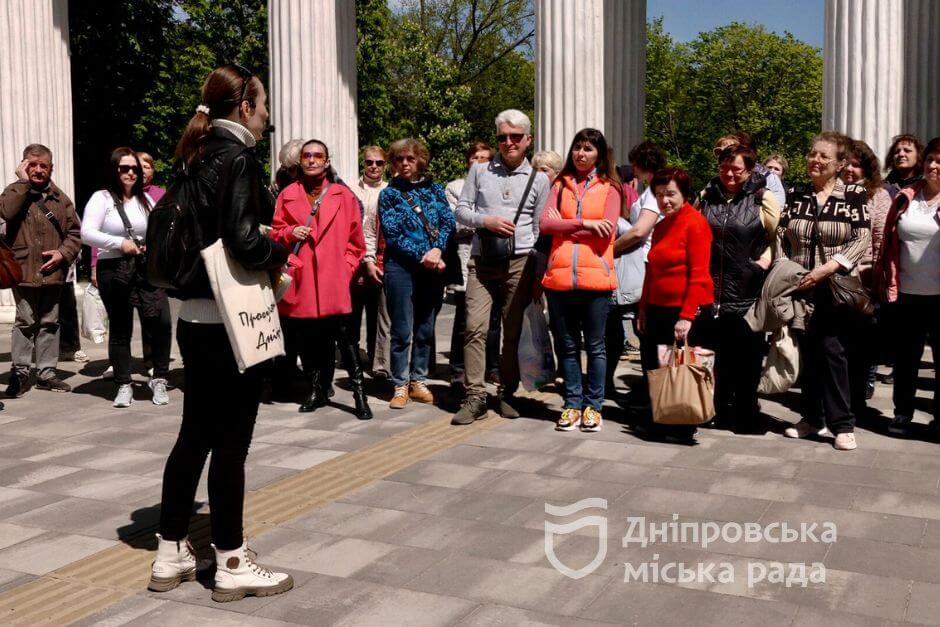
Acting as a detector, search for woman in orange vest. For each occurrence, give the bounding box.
[540,128,623,432]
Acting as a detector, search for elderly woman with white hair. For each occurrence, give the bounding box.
[271,138,305,195]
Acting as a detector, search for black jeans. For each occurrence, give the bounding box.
[799,288,868,434]
[695,311,765,424]
[893,293,940,422]
[449,291,502,378]
[158,321,264,550]
[58,282,81,355]
[605,303,636,390]
[350,282,380,364]
[96,257,171,384]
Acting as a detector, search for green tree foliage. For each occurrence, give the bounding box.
[357,0,535,181]
[644,19,822,189]
[69,0,268,208]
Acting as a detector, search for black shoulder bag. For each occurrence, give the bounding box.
[476,168,538,262]
[110,192,150,281]
[400,190,463,286]
[809,201,873,316]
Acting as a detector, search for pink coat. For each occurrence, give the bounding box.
[271,180,365,318]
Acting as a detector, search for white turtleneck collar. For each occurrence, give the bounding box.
[211,119,256,148]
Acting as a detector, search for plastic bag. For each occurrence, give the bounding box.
[80,285,108,344]
[519,299,555,391]
[758,326,799,394]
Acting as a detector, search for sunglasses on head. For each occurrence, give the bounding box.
[497,133,525,144]
[229,63,254,106]
[117,165,142,174]
[364,159,385,167]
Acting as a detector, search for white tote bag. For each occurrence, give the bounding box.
[200,238,285,372]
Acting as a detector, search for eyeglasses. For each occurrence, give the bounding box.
[117,165,142,174]
[364,159,385,167]
[229,63,254,106]
[394,155,417,163]
[302,151,327,163]
[497,133,525,144]
[718,163,746,175]
[806,151,836,164]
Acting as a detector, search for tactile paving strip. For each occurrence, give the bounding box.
[0,412,507,625]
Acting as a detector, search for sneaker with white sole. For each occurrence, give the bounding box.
[389,385,409,409]
[102,365,114,380]
[556,408,581,431]
[149,378,169,405]
[148,533,199,592]
[834,432,857,450]
[113,383,133,408]
[212,541,293,603]
[580,407,603,432]
[784,420,830,439]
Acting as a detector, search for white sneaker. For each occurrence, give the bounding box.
[784,420,830,439]
[149,378,169,405]
[102,365,114,379]
[212,541,293,603]
[834,432,858,451]
[148,534,198,592]
[113,383,133,408]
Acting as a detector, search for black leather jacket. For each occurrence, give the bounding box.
[178,127,289,299]
[699,171,770,316]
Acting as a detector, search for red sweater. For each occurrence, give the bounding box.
[641,203,714,320]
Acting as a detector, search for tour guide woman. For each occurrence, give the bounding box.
[539,128,622,433]
[270,139,370,419]
[149,64,293,602]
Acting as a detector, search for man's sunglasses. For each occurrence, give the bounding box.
[497,133,525,144]
[364,159,385,167]
[117,165,142,174]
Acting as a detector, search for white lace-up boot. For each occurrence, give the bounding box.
[211,541,293,602]
[148,534,198,592]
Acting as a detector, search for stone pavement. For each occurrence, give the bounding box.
[0,293,937,625]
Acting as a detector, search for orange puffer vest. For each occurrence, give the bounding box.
[542,175,618,292]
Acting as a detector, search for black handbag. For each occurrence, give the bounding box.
[476,168,538,262]
[400,190,463,286]
[810,203,874,316]
[110,191,149,280]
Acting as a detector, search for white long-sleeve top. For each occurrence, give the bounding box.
[80,190,153,260]
[351,177,388,262]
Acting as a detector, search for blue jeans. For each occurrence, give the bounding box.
[384,256,444,387]
[547,288,610,410]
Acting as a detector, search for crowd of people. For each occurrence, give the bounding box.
[0,63,937,603]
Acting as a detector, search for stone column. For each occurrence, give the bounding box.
[268,0,358,181]
[902,0,940,142]
[536,0,645,161]
[823,0,904,164]
[0,0,74,322]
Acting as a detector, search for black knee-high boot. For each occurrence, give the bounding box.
[337,337,372,420]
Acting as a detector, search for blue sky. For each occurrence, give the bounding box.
[647,0,823,48]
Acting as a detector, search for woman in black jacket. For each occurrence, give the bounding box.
[148,65,293,603]
[696,143,780,432]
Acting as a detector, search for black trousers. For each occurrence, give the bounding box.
[799,288,868,434]
[96,257,171,384]
[158,321,264,550]
[605,303,637,389]
[893,293,940,422]
[58,282,81,354]
[638,305,704,438]
[283,314,359,385]
[695,311,765,424]
[350,283,380,363]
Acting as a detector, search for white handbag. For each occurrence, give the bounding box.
[200,238,285,372]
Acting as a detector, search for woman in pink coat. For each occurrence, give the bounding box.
[271,139,370,419]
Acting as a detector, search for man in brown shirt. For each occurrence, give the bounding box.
[0,144,82,395]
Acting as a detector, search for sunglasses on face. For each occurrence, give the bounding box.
[364,159,385,167]
[117,165,142,174]
[302,151,327,162]
[497,133,525,144]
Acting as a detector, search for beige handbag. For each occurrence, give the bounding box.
[648,344,716,425]
[200,238,285,372]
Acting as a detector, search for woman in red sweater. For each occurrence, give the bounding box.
[638,168,714,442]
